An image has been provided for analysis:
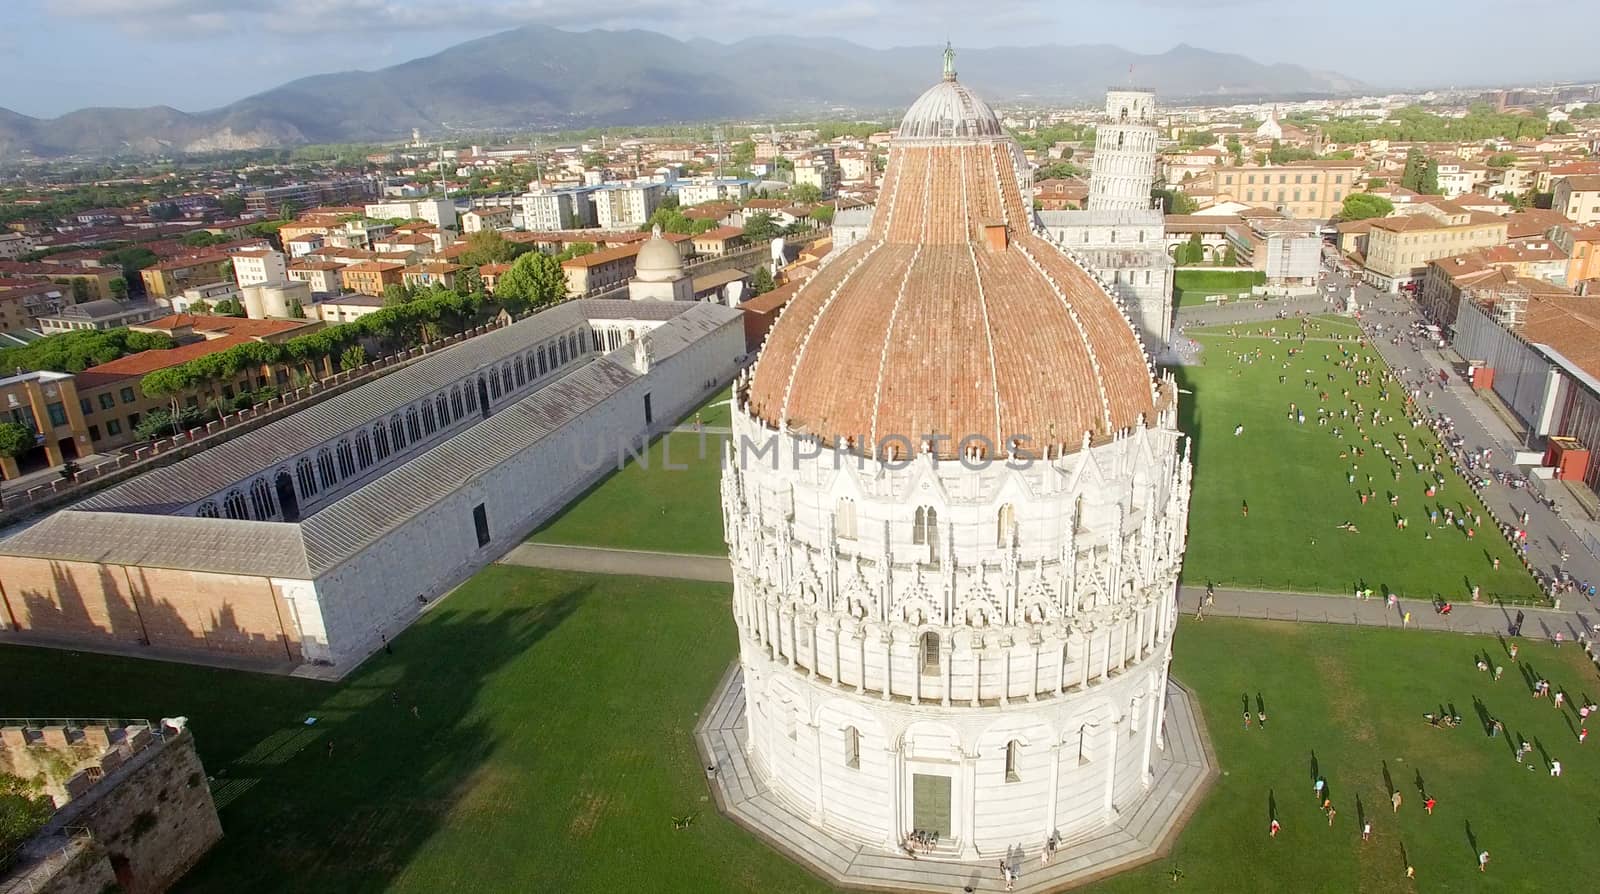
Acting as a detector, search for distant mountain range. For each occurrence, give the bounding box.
[0,27,1366,158]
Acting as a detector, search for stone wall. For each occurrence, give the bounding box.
[0,728,221,894]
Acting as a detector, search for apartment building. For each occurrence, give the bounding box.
[231,250,289,288]
[339,261,406,296]
[0,370,91,478]
[1554,175,1600,225]
[591,183,665,230]
[1208,160,1364,220]
[1362,206,1509,291]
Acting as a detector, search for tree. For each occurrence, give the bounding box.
[212,298,246,317]
[810,205,835,225]
[1486,152,1518,169]
[1400,149,1426,192]
[1,773,54,856]
[382,284,414,307]
[1223,244,1238,266]
[219,194,246,216]
[1419,159,1439,196]
[1367,178,1388,188]
[339,344,369,371]
[743,212,781,242]
[1034,161,1082,182]
[0,422,32,461]
[182,231,229,248]
[790,183,823,203]
[582,151,610,169]
[750,267,776,295]
[101,246,158,283]
[108,277,128,301]
[289,298,305,319]
[189,299,212,315]
[1153,188,1196,215]
[1339,193,1395,221]
[493,251,566,313]
[70,279,91,304]
[459,229,523,267]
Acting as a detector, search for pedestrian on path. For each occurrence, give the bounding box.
[1551,760,1562,777]
[999,860,1015,892]
[1403,611,1412,628]
[1479,850,1489,873]
[1579,727,1587,745]
[1362,821,1372,841]
[1270,819,1280,838]
[1315,777,1325,799]
[1391,790,1402,812]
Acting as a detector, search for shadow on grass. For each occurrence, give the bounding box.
[175,584,589,894]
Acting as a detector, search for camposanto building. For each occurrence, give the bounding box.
[703,53,1204,882]
[0,292,743,670]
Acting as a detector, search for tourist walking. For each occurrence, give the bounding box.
[1391,790,1401,813]
[1479,850,1489,873]
[1269,818,1280,838]
[1362,821,1372,841]
[999,859,1015,892]
[1424,797,1436,815]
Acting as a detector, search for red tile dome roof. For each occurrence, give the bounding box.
[745,76,1165,460]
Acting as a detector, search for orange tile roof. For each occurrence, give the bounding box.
[75,336,254,388]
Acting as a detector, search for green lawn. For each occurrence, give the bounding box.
[6,571,1596,893]
[1177,317,1541,602]
[683,386,734,429]
[1093,618,1600,893]
[528,431,727,555]
[1174,269,1266,308]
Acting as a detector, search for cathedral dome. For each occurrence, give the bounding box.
[745,57,1164,459]
[895,45,1004,141]
[635,226,684,282]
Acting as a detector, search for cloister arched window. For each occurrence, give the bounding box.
[537,347,548,375]
[919,632,941,674]
[223,489,248,520]
[317,447,337,489]
[389,415,406,450]
[436,393,450,426]
[1004,740,1021,782]
[406,407,422,442]
[336,439,355,478]
[296,456,317,496]
[354,431,373,469]
[249,477,275,520]
[514,357,526,387]
[421,400,437,435]
[196,501,219,518]
[997,503,1016,548]
[451,386,464,419]
[844,727,860,769]
[372,423,390,460]
[557,339,568,364]
[835,497,857,540]
[463,381,478,412]
[502,361,514,392]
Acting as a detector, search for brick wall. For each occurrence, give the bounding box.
[0,559,301,662]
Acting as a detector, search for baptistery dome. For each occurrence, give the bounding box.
[714,49,1197,876]
[745,51,1165,459]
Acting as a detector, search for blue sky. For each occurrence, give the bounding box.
[9,0,1595,117]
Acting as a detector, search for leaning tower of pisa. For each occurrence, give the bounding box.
[1086,89,1160,213]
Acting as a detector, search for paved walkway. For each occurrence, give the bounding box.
[498,542,733,583]
[498,544,1600,644]
[1177,586,1595,642]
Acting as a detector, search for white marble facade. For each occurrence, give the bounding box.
[721,387,1192,857]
